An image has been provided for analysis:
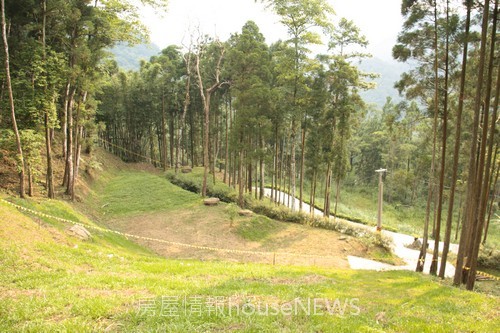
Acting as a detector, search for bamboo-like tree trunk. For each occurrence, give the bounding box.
[64,88,76,197]
[2,0,26,198]
[259,131,265,200]
[176,51,192,173]
[299,127,306,211]
[324,162,331,217]
[41,0,54,199]
[161,92,168,170]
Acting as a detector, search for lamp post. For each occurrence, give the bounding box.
[375,169,387,231]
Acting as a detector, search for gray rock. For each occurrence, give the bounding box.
[68,225,92,241]
[238,209,253,217]
[203,198,220,206]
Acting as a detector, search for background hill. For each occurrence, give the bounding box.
[109,42,161,71]
[109,44,410,108]
[359,57,412,108]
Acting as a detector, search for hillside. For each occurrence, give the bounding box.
[109,42,161,71]
[358,57,412,108]
[0,148,498,331]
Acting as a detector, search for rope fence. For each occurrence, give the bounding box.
[3,195,498,280]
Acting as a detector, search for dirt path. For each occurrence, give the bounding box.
[105,204,370,268]
[263,189,458,277]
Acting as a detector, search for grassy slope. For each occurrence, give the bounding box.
[1,198,498,332]
[0,151,498,331]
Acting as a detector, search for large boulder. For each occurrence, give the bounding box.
[203,198,220,206]
[238,209,253,217]
[68,225,92,241]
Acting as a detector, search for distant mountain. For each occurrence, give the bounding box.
[358,57,412,108]
[108,44,411,108]
[109,42,161,71]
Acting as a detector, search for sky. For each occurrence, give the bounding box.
[141,0,404,62]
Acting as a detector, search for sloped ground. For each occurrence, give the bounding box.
[106,206,365,268]
[264,189,458,277]
[86,165,372,268]
[1,198,499,332]
[0,148,498,331]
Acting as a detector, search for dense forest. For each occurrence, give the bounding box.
[0,0,498,291]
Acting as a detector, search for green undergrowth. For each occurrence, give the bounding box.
[0,198,498,332]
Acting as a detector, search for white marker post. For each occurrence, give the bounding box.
[375,169,387,232]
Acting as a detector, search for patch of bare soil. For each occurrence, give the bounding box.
[105,204,367,269]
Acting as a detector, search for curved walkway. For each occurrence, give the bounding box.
[263,189,457,278]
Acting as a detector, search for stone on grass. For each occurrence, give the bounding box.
[203,198,220,206]
[68,225,91,241]
[238,209,253,217]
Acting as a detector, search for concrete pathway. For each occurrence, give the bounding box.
[263,188,457,278]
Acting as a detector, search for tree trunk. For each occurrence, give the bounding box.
[324,163,331,217]
[196,43,224,197]
[310,170,317,216]
[71,91,86,201]
[259,132,265,200]
[299,127,306,211]
[177,51,192,173]
[465,0,497,290]
[334,177,341,221]
[416,2,440,273]
[41,0,54,199]
[2,0,25,198]
[64,88,76,196]
[238,147,244,207]
[161,92,168,170]
[439,0,471,279]
[61,81,70,159]
[483,157,499,244]
[224,94,229,183]
[290,122,297,211]
[430,0,450,276]
[169,110,175,168]
[274,124,280,203]
[455,0,491,287]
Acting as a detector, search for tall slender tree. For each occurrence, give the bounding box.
[1,0,25,198]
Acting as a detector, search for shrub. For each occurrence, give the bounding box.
[207,182,238,203]
[166,172,201,193]
[478,247,500,270]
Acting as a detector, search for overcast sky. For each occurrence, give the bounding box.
[141,0,404,61]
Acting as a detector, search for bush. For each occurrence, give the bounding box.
[166,172,201,193]
[207,182,238,203]
[478,248,500,271]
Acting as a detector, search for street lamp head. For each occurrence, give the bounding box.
[375,168,387,173]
